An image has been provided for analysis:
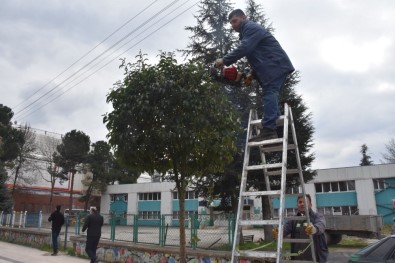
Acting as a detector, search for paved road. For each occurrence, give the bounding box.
[0,241,87,263]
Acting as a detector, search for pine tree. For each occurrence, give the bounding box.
[183,0,315,220]
[360,144,374,166]
[182,0,236,63]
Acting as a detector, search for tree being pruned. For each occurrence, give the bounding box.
[104,52,240,262]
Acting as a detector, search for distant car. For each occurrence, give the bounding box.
[348,235,395,262]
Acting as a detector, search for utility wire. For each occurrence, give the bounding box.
[14,0,180,119]
[16,1,199,121]
[13,0,159,113]
[16,0,183,120]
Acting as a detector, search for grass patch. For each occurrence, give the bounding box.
[381,224,392,236]
[330,236,368,249]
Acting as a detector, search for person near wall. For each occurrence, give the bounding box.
[82,207,104,263]
[48,205,65,256]
[273,194,328,262]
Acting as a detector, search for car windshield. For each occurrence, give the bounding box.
[354,237,389,255]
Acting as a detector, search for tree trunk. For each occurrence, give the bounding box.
[178,189,186,263]
[262,196,275,241]
[11,161,22,196]
[68,171,76,212]
[49,174,55,209]
[84,183,93,211]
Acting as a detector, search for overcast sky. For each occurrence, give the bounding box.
[1,0,394,170]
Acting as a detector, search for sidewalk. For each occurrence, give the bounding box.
[0,241,88,263]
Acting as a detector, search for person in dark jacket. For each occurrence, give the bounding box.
[274,194,328,262]
[48,205,65,255]
[82,207,103,263]
[215,9,294,141]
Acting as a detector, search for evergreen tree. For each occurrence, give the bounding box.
[182,0,236,63]
[54,130,90,213]
[360,144,374,166]
[183,0,316,220]
[0,104,16,211]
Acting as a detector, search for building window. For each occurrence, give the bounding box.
[339,181,347,191]
[315,180,356,193]
[138,211,160,220]
[331,182,339,192]
[286,185,300,194]
[315,183,322,193]
[273,208,297,218]
[347,181,355,191]
[111,194,128,202]
[373,179,386,190]
[317,206,358,215]
[138,192,161,201]
[172,191,197,200]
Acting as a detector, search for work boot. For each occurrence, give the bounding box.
[248,127,278,142]
[51,251,58,256]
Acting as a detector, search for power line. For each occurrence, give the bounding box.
[16,1,199,121]
[14,0,181,120]
[13,0,159,114]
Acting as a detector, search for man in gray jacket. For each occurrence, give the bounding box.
[279,194,328,262]
[216,9,294,141]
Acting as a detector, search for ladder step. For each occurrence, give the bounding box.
[248,138,283,147]
[267,168,299,176]
[246,163,282,171]
[241,190,281,197]
[250,116,284,127]
[283,238,311,244]
[239,219,279,226]
[261,143,296,153]
[235,250,277,259]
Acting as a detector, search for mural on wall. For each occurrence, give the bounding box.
[75,241,233,263]
[0,229,50,248]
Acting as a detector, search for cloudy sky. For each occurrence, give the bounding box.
[1,0,394,170]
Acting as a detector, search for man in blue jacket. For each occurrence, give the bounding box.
[216,9,294,141]
[48,205,65,256]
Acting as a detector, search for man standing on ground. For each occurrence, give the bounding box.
[48,205,65,256]
[215,9,294,141]
[82,207,103,263]
[274,194,328,262]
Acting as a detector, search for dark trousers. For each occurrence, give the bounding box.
[85,235,100,262]
[51,230,60,253]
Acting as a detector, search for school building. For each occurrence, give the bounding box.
[101,163,395,225]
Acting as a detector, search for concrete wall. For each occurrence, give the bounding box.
[70,235,231,263]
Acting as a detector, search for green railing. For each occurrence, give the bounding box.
[95,213,236,250]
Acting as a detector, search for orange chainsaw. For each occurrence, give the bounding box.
[209,65,253,87]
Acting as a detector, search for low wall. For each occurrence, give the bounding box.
[70,236,232,263]
[0,226,51,248]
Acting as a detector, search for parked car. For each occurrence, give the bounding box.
[348,235,395,262]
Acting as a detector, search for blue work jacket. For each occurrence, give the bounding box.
[223,20,294,84]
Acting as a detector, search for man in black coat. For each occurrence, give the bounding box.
[48,205,65,255]
[82,207,104,263]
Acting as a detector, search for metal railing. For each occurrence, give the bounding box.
[0,210,237,251]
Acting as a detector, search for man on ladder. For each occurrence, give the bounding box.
[215,8,294,141]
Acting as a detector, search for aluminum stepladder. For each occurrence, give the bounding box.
[231,103,316,263]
